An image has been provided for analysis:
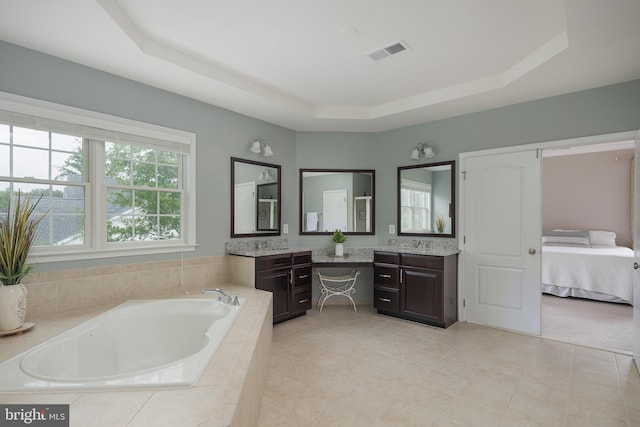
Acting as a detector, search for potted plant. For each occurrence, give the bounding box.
[435,214,446,233]
[0,192,46,331]
[331,229,347,257]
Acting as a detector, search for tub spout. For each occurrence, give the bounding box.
[202,288,238,305]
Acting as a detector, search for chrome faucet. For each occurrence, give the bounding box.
[202,288,239,305]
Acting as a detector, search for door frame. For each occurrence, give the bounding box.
[458,130,639,326]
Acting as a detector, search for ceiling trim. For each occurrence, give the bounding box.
[98,0,568,122]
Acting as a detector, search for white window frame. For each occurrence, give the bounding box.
[400,178,432,233]
[0,91,197,263]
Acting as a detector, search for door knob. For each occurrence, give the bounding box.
[634,262,639,270]
[528,248,536,255]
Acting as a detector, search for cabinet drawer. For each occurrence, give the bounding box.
[292,251,312,265]
[292,265,312,288]
[374,287,399,313]
[292,289,312,314]
[374,265,399,288]
[256,254,291,270]
[401,254,443,270]
[374,251,400,264]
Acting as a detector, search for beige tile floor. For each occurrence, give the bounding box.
[257,305,640,427]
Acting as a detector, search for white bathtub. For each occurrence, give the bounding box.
[0,298,243,392]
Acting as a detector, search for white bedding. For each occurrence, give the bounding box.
[541,245,634,304]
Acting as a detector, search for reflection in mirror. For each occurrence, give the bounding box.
[257,183,278,231]
[398,160,455,237]
[231,157,281,237]
[300,169,375,235]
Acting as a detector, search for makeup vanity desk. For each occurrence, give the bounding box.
[227,243,459,328]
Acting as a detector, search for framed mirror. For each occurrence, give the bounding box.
[231,157,281,237]
[300,169,375,235]
[397,160,455,237]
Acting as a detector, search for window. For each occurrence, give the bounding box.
[0,92,196,262]
[400,179,432,232]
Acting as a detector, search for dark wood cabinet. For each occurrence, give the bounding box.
[255,251,312,324]
[373,252,400,314]
[374,251,457,328]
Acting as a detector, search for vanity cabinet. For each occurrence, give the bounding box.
[255,251,312,324]
[374,251,457,328]
[373,252,400,314]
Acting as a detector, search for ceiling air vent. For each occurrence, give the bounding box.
[367,40,410,61]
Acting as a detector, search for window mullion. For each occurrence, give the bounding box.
[90,140,106,250]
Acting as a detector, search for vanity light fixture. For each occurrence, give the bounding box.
[249,138,275,157]
[259,169,275,181]
[410,142,436,160]
[250,139,262,154]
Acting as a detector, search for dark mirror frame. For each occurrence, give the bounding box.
[231,157,281,238]
[397,160,456,238]
[299,168,376,236]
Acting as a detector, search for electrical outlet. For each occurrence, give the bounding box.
[389,224,396,234]
[283,224,289,234]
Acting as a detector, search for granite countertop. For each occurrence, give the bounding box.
[374,246,460,257]
[226,247,312,258]
[226,245,459,260]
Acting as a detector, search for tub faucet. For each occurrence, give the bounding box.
[202,288,239,305]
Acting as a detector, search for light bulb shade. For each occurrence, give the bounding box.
[263,143,274,157]
[250,139,262,154]
[410,147,420,160]
[423,145,435,158]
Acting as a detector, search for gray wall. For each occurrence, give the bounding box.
[2,41,640,273]
[0,41,298,272]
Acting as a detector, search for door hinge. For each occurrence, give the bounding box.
[463,299,466,308]
[461,170,467,180]
[463,235,466,244]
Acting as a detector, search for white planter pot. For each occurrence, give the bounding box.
[335,243,344,257]
[0,284,28,331]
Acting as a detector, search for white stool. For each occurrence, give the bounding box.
[316,268,360,312]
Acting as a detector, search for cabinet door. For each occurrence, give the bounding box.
[401,267,443,324]
[256,267,292,323]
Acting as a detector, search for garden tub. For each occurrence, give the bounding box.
[0,298,243,392]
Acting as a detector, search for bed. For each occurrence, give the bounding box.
[541,230,634,305]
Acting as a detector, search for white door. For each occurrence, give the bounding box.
[323,189,348,232]
[462,149,542,335]
[234,182,255,234]
[634,137,640,373]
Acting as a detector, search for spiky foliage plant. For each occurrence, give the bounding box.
[435,214,446,233]
[331,229,347,244]
[0,192,47,286]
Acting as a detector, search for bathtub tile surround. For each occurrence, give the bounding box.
[0,284,273,427]
[21,255,230,319]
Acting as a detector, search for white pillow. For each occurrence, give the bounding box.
[589,230,617,247]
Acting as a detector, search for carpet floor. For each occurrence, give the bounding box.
[541,294,633,353]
